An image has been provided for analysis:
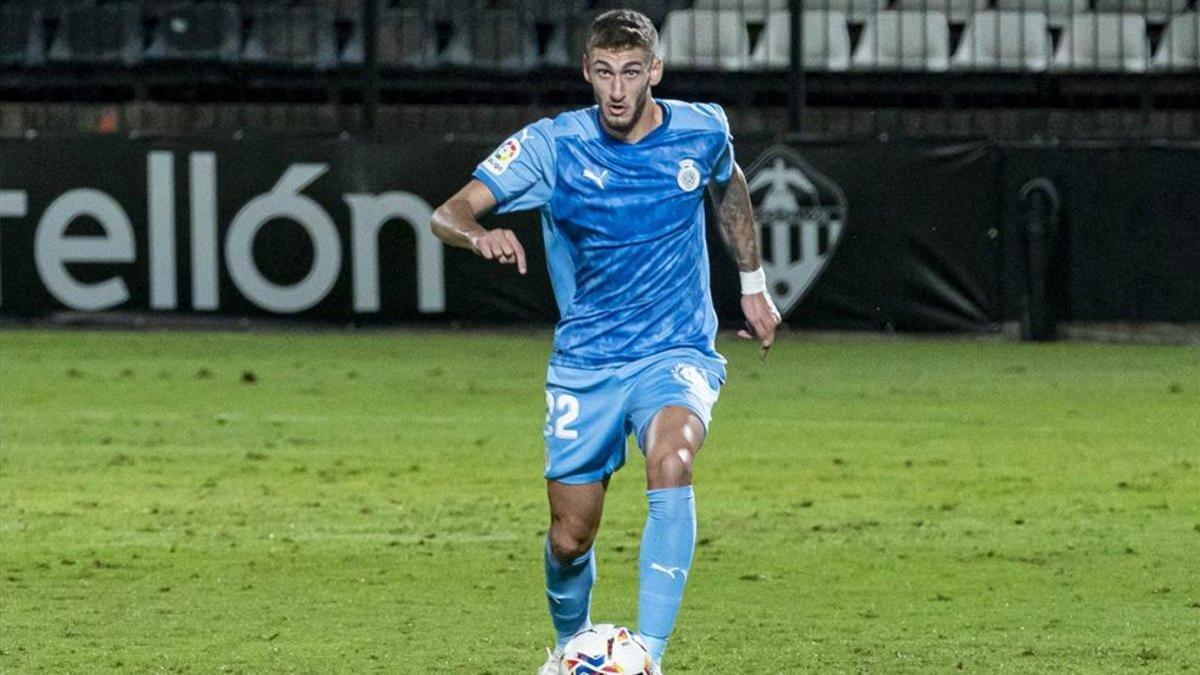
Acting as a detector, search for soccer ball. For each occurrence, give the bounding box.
[560,624,659,675]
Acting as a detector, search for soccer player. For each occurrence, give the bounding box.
[430,9,780,674]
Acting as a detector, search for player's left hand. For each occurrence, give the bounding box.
[738,292,782,355]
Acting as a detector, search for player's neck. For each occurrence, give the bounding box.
[602,99,663,144]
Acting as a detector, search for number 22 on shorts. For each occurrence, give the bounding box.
[544,391,580,440]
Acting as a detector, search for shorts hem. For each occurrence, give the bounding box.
[545,469,613,485]
[550,345,725,371]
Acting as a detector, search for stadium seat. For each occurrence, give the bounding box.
[549,6,751,67]
[992,0,1089,28]
[691,0,886,22]
[441,9,541,71]
[852,11,951,71]
[375,0,486,21]
[658,10,752,69]
[493,0,591,23]
[819,0,887,22]
[330,0,375,20]
[146,2,242,63]
[415,0,472,22]
[243,5,339,71]
[544,11,595,67]
[591,0,692,27]
[893,0,988,24]
[6,0,93,16]
[1093,0,1189,23]
[136,0,200,15]
[47,2,143,66]
[1050,13,1151,72]
[342,7,438,69]
[951,11,1052,71]
[1151,11,1199,70]
[749,10,852,71]
[0,6,45,67]
[690,0,785,21]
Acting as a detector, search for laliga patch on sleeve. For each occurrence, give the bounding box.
[483,137,522,176]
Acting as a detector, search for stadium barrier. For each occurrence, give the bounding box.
[1,1,1197,140]
[1,135,1197,330]
[3,0,1195,75]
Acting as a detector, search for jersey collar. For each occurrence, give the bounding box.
[595,98,672,146]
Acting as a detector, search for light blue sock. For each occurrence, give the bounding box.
[637,486,696,664]
[544,538,595,649]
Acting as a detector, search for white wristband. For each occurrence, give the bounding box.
[739,267,767,295]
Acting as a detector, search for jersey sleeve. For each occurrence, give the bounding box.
[693,102,736,185]
[471,118,556,214]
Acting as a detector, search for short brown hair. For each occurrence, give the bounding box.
[586,10,658,57]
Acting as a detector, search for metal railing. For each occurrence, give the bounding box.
[0,0,1196,139]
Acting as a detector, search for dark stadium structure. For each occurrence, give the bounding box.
[2,1,1198,336]
[1,0,1197,139]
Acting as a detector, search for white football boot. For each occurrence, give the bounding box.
[537,646,564,675]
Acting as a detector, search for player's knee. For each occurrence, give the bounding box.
[549,525,594,563]
[648,447,694,487]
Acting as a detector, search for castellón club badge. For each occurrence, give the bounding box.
[676,159,701,192]
[744,145,847,318]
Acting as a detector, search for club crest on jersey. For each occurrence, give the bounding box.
[676,159,701,192]
[745,145,847,318]
[483,137,521,176]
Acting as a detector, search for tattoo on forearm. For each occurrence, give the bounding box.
[712,166,761,272]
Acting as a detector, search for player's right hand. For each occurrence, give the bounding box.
[470,228,527,275]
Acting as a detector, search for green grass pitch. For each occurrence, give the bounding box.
[1,329,1197,673]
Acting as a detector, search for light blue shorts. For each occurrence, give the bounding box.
[542,347,726,485]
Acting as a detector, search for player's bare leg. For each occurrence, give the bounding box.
[540,478,608,673]
[644,406,705,489]
[547,478,608,564]
[638,406,706,667]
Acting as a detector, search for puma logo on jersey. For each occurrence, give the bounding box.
[649,562,688,580]
[582,168,608,190]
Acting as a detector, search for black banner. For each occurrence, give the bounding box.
[999,144,1200,323]
[738,141,1002,331]
[1,136,1197,328]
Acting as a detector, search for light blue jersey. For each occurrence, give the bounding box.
[473,99,734,369]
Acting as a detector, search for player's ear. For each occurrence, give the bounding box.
[581,52,592,83]
[648,56,663,86]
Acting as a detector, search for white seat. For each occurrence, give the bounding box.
[1151,11,1199,71]
[691,0,783,21]
[342,8,438,69]
[493,0,590,23]
[812,0,886,23]
[993,0,1088,27]
[893,0,988,24]
[1051,13,1150,72]
[1093,0,1189,23]
[852,10,951,71]
[952,11,1052,71]
[750,10,852,71]
[0,6,46,67]
[748,10,854,70]
[659,10,752,70]
[242,5,337,70]
[441,9,540,71]
[685,0,886,21]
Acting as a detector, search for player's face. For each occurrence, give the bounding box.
[583,48,663,134]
